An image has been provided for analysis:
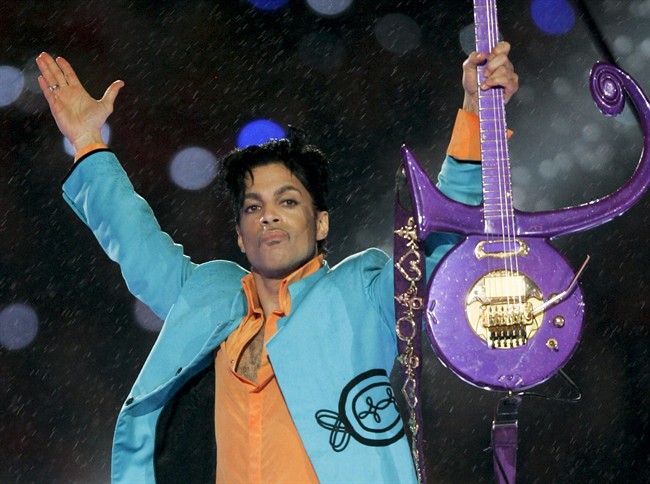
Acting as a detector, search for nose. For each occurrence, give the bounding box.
[260,207,280,225]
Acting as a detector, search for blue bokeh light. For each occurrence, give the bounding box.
[248,0,289,12]
[169,146,218,190]
[306,0,354,18]
[0,303,39,351]
[374,13,422,56]
[237,119,286,148]
[530,0,576,35]
[0,65,25,107]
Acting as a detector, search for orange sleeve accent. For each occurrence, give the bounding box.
[447,109,481,161]
[446,109,514,162]
[74,142,109,162]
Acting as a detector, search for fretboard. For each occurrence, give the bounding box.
[474,0,514,235]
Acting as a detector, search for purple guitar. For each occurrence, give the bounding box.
[402,0,650,391]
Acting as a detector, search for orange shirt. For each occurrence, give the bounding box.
[214,256,323,484]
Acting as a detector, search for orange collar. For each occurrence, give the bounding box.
[240,255,324,317]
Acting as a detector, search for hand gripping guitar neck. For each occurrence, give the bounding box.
[401,47,650,392]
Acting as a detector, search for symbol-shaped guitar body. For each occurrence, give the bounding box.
[422,235,585,391]
[402,1,650,391]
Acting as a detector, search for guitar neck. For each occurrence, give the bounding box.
[473,0,514,235]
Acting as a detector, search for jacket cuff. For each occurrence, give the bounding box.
[75,142,109,161]
[62,147,113,185]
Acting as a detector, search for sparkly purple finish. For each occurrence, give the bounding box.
[401,61,650,391]
[424,236,584,391]
[400,0,650,392]
[402,62,650,239]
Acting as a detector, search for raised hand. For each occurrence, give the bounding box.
[462,41,518,116]
[36,53,124,154]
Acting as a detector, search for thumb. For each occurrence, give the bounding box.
[101,80,125,110]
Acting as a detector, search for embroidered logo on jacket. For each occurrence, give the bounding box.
[315,369,405,451]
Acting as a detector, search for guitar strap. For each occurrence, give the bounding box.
[393,168,427,483]
[394,166,520,484]
[491,396,521,484]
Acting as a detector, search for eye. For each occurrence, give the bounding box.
[243,204,260,213]
[282,199,298,207]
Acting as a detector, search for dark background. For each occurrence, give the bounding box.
[1,0,649,482]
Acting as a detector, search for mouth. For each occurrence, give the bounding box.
[260,229,288,246]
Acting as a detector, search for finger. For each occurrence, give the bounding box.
[55,57,80,87]
[484,54,513,76]
[477,59,510,90]
[464,51,487,70]
[36,52,67,88]
[490,41,511,58]
[483,68,517,87]
[37,75,56,104]
[482,72,519,100]
[483,75,518,93]
[484,63,515,83]
[36,53,57,85]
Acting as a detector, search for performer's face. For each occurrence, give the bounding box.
[236,162,329,280]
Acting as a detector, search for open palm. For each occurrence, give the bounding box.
[36,53,123,152]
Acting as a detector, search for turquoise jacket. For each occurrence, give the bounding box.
[62,150,481,483]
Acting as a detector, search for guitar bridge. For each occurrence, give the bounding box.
[466,270,544,349]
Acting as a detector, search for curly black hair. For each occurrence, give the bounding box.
[218,126,330,252]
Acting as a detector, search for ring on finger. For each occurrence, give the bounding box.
[48,84,60,92]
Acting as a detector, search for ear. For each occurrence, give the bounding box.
[315,210,329,241]
[235,225,246,253]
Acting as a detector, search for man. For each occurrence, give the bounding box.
[36,42,518,483]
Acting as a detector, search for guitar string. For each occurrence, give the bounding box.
[477,0,512,346]
[487,0,512,327]
[484,0,522,345]
[475,3,498,342]
[496,0,523,340]
[489,0,522,339]
[486,0,510,342]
